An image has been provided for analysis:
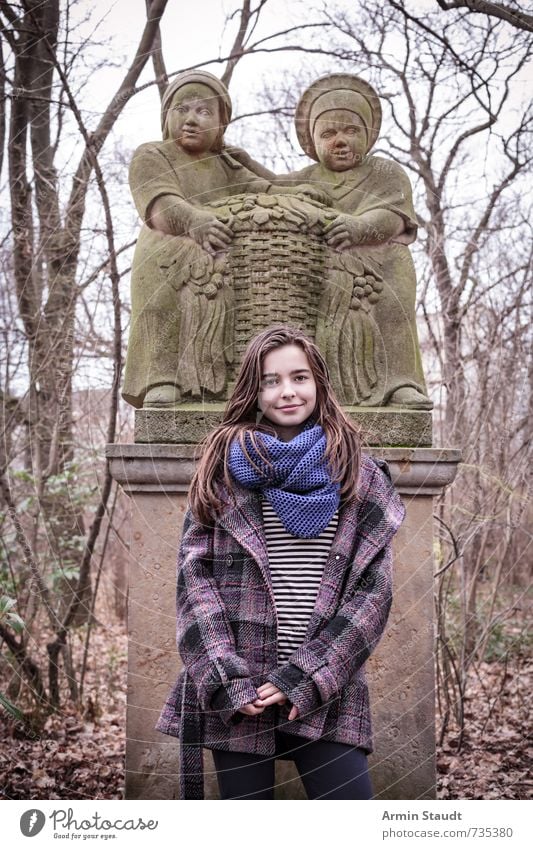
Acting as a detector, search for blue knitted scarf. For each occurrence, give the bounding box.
[228,421,340,538]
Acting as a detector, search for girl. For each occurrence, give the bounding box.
[156,325,405,799]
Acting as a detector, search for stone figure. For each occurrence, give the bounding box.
[286,74,432,409]
[122,70,268,408]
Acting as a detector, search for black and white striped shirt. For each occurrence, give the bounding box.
[261,499,339,665]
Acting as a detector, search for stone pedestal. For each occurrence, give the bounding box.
[134,404,433,447]
[106,442,460,800]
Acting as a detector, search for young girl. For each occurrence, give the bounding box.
[156,325,405,799]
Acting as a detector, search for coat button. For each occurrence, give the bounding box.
[335,554,340,561]
[225,554,234,567]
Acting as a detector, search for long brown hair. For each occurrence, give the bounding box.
[188,325,361,524]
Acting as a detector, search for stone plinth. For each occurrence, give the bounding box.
[134,405,432,447]
[106,443,460,800]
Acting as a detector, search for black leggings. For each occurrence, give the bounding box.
[211,730,373,800]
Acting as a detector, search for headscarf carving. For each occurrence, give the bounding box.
[295,73,382,162]
[161,70,232,144]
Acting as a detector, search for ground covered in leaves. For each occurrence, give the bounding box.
[437,656,532,800]
[0,622,127,800]
[1,623,531,800]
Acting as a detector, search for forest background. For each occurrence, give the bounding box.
[0,0,531,800]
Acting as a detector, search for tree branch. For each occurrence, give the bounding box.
[64,0,169,260]
[0,622,49,707]
[37,32,124,705]
[0,473,57,630]
[145,0,168,100]
[436,0,533,32]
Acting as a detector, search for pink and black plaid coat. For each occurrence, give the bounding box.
[156,455,405,798]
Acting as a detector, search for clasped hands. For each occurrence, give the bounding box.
[238,682,299,721]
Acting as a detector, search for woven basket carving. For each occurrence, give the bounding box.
[231,228,326,363]
[209,192,329,369]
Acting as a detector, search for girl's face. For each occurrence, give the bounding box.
[168,94,221,154]
[313,108,368,171]
[257,344,317,441]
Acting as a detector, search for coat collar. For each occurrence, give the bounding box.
[216,479,361,551]
[217,483,270,581]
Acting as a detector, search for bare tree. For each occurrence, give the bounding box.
[0,0,169,711]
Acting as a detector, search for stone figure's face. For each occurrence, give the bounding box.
[258,344,317,441]
[313,109,368,171]
[168,94,221,154]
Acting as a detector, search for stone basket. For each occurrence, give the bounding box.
[209,192,331,369]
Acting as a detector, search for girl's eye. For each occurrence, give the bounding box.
[321,130,335,139]
[261,377,278,387]
[294,375,308,382]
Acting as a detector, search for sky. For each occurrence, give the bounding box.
[76,0,319,146]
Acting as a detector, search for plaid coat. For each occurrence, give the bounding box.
[156,454,405,798]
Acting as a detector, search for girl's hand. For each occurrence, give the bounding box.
[256,682,287,705]
[256,682,300,721]
[237,698,266,717]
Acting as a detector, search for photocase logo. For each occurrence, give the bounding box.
[20,809,46,837]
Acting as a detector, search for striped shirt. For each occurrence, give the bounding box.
[261,499,339,664]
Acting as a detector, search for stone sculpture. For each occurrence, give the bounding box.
[122,70,268,408]
[286,74,432,409]
[122,71,431,411]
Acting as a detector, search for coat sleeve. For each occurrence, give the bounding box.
[176,509,259,725]
[266,461,404,718]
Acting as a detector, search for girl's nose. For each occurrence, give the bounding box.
[281,384,296,397]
